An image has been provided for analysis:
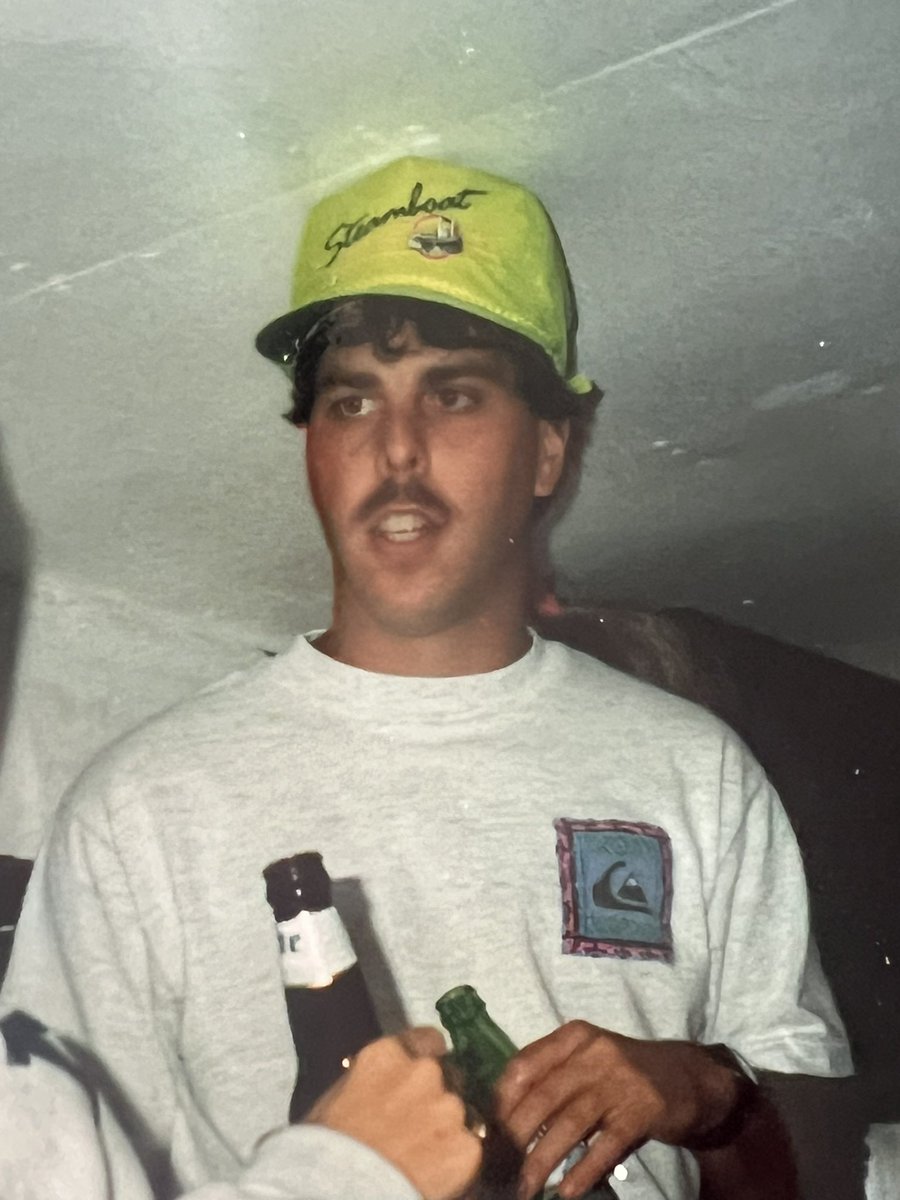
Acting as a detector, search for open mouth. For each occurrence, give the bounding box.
[373,510,439,543]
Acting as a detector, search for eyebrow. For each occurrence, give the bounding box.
[315,370,381,394]
[315,355,511,395]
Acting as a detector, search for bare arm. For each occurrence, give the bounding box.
[693,1072,798,1200]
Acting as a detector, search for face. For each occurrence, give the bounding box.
[304,327,568,640]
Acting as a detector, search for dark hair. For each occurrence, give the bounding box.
[284,295,601,537]
[284,295,600,427]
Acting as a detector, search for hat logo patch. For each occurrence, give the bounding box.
[408,214,463,259]
[323,181,487,267]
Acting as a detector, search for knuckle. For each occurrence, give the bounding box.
[564,1018,598,1045]
[405,1024,445,1057]
[353,1039,382,1069]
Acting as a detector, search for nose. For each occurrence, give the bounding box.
[378,405,428,477]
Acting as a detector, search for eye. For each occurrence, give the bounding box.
[328,395,378,419]
[434,388,480,412]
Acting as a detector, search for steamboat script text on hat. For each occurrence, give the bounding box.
[323,181,489,266]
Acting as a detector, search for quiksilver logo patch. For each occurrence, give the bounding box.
[555,818,674,963]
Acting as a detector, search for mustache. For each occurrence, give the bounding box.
[355,477,450,525]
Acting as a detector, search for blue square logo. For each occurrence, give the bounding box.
[555,818,674,962]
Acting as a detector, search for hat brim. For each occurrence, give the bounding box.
[255,301,335,369]
[255,295,596,397]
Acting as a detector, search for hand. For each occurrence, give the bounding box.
[494,1021,746,1200]
[306,1028,482,1200]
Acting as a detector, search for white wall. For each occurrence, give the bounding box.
[0,571,309,856]
[3,0,900,853]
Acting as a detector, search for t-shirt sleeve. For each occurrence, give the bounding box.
[186,1126,421,1200]
[0,780,181,1192]
[0,1017,115,1200]
[702,740,853,1077]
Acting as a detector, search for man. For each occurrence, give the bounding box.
[0,1010,480,1200]
[2,157,851,1200]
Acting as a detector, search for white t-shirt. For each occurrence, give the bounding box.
[2,634,851,1200]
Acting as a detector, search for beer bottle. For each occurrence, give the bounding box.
[436,985,619,1200]
[264,851,381,1121]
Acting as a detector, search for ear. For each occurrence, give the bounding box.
[533,419,570,498]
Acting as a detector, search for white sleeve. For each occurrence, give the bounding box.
[702,740,854,1077]
[186,1126,420,1200]
[0,791,182,1187]
[0,1026,114,1200]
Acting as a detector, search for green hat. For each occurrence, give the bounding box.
[255,155,593,394]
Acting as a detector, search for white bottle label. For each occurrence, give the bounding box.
[276,908,357,987]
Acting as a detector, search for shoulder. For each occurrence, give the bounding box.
[536,635,770,811]
[539,634,738,739]
[51,645,303,837]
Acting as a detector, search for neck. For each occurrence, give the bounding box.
[313,605,533,678]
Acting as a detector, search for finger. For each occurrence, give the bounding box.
[449,1128,485,1200]
[502,1058,594,1148]
[438,1053,466,1100]
[396,1026,448,1060]
[303,1067,350,1122]
[516,1101,602,1199]
[495,1022,597,1118]
[553,1128,637,1200]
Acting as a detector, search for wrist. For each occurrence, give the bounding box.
[682,1043,758,1151]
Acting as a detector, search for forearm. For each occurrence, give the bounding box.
[694,1083,799,1200]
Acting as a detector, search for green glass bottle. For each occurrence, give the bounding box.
[436,985,619,1200]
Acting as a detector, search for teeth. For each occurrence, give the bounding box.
[378,513,427,535]
[383,529,422,542]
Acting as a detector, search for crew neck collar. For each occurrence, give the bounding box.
[276,629,550,715]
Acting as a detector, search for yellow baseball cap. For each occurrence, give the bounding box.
[255,156,593,395]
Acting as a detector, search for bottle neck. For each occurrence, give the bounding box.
[264,852,332,921]
[437,988,518,1115]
